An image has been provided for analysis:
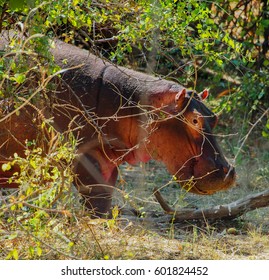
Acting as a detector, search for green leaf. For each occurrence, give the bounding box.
[112,205,119,219]
[263,59,269,67]
[261,19,269,28]
[29,159,37,169]
[262,131,269,138]
[2,162,12,172]
[68,241,74,248]
[103,255,110,260]
[6,249,19,260]
[28,246,35,257]
[13,73,26,84]
[9,0,26,10]
[36,246,42,257]
[12,249,19,260]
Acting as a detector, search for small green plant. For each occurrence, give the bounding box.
[0,123,78,259]
[5,126,76,209]
[262,119,269,139]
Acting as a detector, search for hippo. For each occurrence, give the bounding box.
[0,33,235,217]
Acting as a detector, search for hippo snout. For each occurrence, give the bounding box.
[188,156,236,195]
[215,155,236,181]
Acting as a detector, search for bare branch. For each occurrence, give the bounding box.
[153,188,269,223]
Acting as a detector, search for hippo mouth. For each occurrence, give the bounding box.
[183,157,236,195]
[186,158,211,194]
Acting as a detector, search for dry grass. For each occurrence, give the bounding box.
[1,186,269,260]
[1,210,269,260]
[1,132,269,260]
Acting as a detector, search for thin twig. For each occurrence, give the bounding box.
[235,108,269,161]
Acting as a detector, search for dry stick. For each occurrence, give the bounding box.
[153,187,174,214]
[153,188,269,223]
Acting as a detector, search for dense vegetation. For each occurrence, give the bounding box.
[1,0,268,133]
[0,0,268,260]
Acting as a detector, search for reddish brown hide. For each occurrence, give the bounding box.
[0,35,235,217]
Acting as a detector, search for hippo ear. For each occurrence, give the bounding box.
[175,88,187,109]
[199,89,209,100]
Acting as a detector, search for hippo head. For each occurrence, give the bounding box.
[146,87,236,194]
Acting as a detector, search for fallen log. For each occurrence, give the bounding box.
[153,188,269,223]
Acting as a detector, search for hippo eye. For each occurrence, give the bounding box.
[192,117,199,126]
